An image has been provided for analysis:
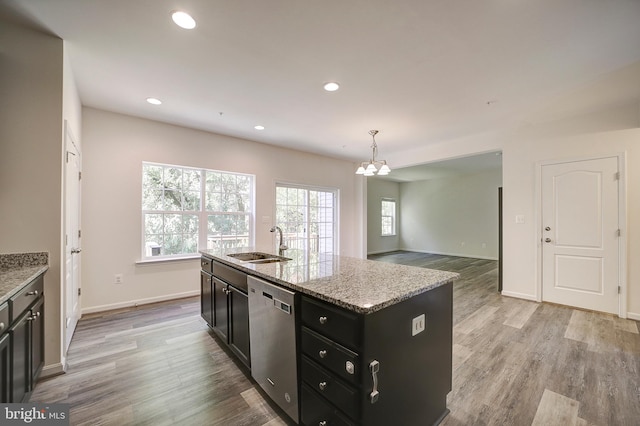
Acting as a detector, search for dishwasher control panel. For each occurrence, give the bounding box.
[260,290,292,314]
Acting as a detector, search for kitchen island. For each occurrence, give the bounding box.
[200,248,458,426]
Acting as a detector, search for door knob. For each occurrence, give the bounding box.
[545,238,552,243]
[71,248,82,254]
[545,226,551,231]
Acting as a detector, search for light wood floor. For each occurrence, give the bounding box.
[31,252,640,425]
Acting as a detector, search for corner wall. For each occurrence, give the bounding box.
[366,179,401,254]
[399,169,502,259]
[81,108,361,312]
[0,18,65,373]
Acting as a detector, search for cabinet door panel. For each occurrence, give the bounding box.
[0,333,10,403]
[301,384,354,426]
[200,271,213,327]
[301,356,359,420]
[212,278,228,341]
[301,327,359,385]
[30,297,45,384]
[228,286,250,368]
[10,312,29,403]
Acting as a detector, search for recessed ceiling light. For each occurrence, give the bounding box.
[323,82,340,92]
[171,11,196,29]
[254,125,265,130]
[146,97,162,105]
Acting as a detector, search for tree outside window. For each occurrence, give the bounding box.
[142,162,253,259]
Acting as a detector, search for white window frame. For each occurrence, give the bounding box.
[275,182,339,255]
[141,162,255,260]
[381,198,396,236]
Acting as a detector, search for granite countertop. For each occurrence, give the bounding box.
[200,248,459,314]
[0,252,49,305]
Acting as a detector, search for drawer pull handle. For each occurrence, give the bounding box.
[319,316,327,325]
[27,312,40,321]
[27,290,39,296]
[0,322,4,332]
[318,381,327,391]
[369,360,380,403]
[319,349,327,359]
[319,422,327,426]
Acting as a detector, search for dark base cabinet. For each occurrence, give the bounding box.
[3,274,45,403]
[300,282,453,426]
[0,331,10,403]
[200,256,250,369]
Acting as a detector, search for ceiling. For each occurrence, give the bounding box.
[3,0,640,168]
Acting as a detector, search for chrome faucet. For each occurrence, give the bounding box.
[270,226,288,256]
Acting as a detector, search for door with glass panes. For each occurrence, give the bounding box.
[275,185,337,254]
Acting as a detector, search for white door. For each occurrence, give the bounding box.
[541,157,619,314]
[64,122,82,351]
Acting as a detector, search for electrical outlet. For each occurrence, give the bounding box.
[482,243,487,249]
[412,314,426,336]
[114,274,123,284]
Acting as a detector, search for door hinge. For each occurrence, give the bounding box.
[78,230,82,238]
[618,286,621,294]
[617,229,621,237]
[78,288,81,296]
[614,172,620,180]
[78,171,82,180]
[65,234,68,246]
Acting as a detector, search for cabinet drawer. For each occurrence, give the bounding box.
[301,296,360,350]
[212,261,247,292]
[302,356,360,420]
[301,384,355,426]
[10,276,44,322]
[302,327,359,385]
[0,303,8,335]
[201,257,213,274]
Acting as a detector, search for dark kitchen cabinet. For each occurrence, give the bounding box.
[228,285,250,367]
[200,271,213,327]
[0,302,10,403]
[300,281,453,426]
[8,275,45,403]
[200,256,250,369]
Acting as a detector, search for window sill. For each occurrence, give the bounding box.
[136,255,201,265]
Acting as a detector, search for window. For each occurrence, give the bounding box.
[142,162,253,259]
[275,184,338,254]
[381,199,396,236]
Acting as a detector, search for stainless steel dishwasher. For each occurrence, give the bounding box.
[248,275,299,424]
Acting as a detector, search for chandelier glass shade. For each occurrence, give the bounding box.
[355,130,391,176]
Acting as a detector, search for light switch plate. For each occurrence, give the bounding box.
[412,314,426,336]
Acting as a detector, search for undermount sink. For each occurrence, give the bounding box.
[227,252,291,263]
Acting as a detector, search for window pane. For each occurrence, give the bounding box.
[164,167,182,190]
[142,189,163,210]
[163,189,183,211]
[144,213,163,235]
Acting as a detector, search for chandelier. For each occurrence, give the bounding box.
[355,130,391,176]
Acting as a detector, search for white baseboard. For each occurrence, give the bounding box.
[82,290,200,314]
[500,290,538,301]
[39,362,66,379]
[627,312,640,321]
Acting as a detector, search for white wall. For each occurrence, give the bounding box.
[81,108,361,312]
[399,170,502,259]
[366,179,401,254]
[0,17,67,374]
[387,101,640,319]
